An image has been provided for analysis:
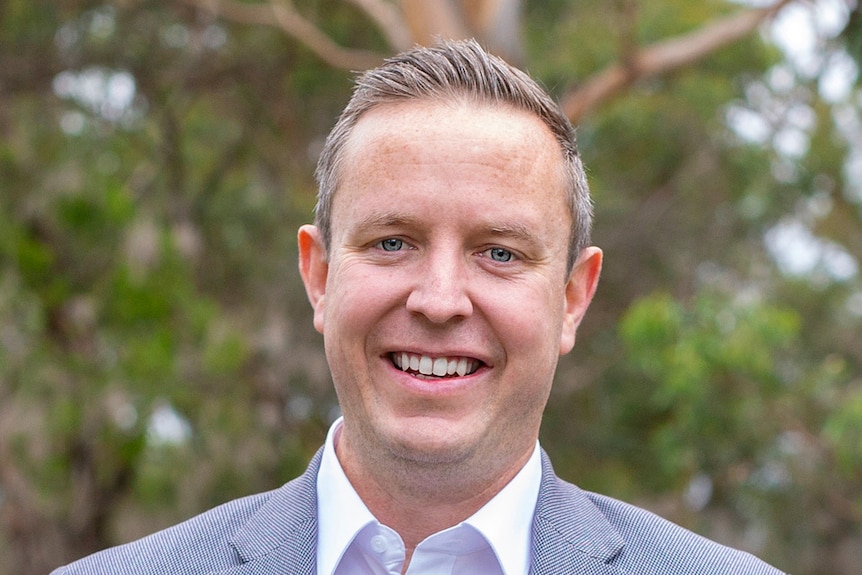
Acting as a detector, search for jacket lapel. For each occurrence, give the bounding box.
[529,451,630,575]
[210,447,631,575]
[212,449,323,575]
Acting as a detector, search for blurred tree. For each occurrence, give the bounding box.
[0,1,860,574]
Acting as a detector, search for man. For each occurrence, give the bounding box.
[53,39,785,574]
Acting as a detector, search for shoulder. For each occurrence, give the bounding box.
[51,489,277,575]
[584,489,785,575]
[52,450,322,575]
[534,452,786,575]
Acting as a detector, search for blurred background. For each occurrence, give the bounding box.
[1,0,861,573]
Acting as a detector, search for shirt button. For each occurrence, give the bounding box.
[370,535,387,553]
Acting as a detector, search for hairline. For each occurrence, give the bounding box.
[314,41,592,275]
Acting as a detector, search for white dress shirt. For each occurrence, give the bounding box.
[316,418,542,575]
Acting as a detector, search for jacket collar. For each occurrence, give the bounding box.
[213,448,628,575]
[214,449,323,575]
[529,450,627,575]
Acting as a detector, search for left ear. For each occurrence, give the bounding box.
[559,246,603,355]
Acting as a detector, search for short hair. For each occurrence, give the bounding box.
[314,38,593,273]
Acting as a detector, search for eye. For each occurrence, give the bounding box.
[377,238,404,251]
[487,247,514,262]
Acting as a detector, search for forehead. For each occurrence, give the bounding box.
[331,99,571,226]
[327,100,573,259]
[345,98,559,156]
[337,99,568,197]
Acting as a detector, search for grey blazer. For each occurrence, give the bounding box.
[52,449,785,574]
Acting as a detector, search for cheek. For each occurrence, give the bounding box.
[323,263,404,341]
[494,284,566,347]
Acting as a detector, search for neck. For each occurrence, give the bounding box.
[335,429,533,551]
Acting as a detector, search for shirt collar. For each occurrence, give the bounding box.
[316,418,376,575]
[316,417,542,575]
[463,441,542,575]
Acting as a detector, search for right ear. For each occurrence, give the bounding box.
[298,224,328,334]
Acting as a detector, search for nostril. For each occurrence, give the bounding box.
[405,286,473,323]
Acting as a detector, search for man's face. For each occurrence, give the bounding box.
[299,100,601,477]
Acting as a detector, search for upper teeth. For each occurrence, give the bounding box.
[393,352,477,377]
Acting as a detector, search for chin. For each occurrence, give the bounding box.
[383,423,478,467]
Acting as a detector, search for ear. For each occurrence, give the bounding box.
[298,224,329,334]
[559,246,602,355]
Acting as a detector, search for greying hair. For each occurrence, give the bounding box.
[314,38,593,273]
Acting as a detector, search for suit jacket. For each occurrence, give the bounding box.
[52,449,785,574]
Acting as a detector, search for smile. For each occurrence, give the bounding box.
[391,352,480,378]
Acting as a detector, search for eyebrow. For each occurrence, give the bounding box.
[354,212,538,243]
[484,222,537,244]
[354,212,422,231]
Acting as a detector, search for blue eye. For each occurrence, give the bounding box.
[379,238,403,251]
[488,247,513,262]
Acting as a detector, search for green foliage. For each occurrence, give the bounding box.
[619,291,801,483]
[838,5,862,73]
[823,378,862,477]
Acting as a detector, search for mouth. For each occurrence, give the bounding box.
[390,352,482,378]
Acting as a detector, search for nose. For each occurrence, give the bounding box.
[405,250,474,323]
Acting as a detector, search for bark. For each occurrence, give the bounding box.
[400,0,470,46]
[179,0,386,69]
[176,0,795,120]
[561,0,795,123]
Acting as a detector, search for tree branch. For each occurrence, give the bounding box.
[179,0,386,70]
[562,0,796,123]
[400,0,471,46]
[345,0,413,51]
